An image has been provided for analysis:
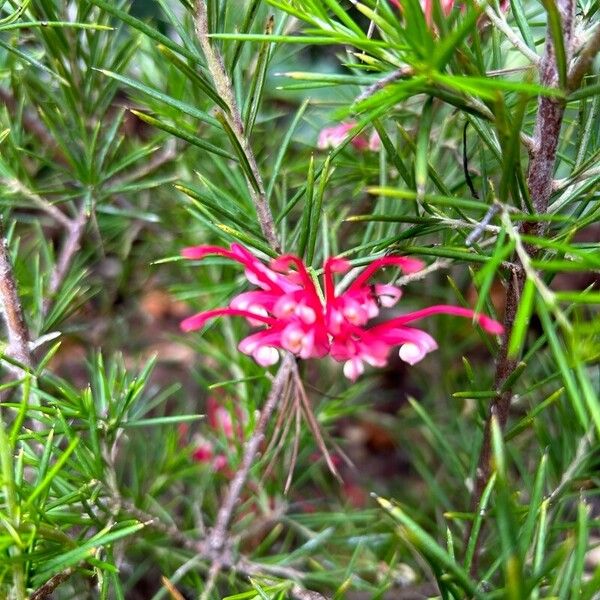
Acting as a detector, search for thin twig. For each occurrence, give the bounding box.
[482,5,540,65]
[48,207,88,298]
[43,203,89,316]
[5,178,72,229]
[0,228,32,377]
[465,203,501,246]
[120,499,328,598]
[107,138,178,188]
[355,66,413,103]
[567,22,600,91]
[194,0,279,251]
[28,568,76,600]
[208,353,295,551]
[200,560,223,600]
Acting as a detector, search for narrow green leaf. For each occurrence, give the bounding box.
[507,277,536,358]
[509,0,536,50]
[266,99,309,200]
[35,522,145,581]
[96,69,219,128]
[297,155,315,258]
[26,437,80,508]
[537,299,587,428]
[463,473,496,572]
[376,496,481,597]
[307,155,330,265]
[415,97,434,197]
[87,0,202,63]
[244,16,274,135]
[130,110,235,160]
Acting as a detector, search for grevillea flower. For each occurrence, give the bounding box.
[317,121,381,153]
[181,244,503,380]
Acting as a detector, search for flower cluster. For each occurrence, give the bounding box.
[181,244,503,380]
[317,121,381,153]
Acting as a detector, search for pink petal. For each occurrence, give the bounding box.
[399,342,429,365]
[343,358,364,381]
[253,345,280,366]
[379,305,504,335]
[317,122,356,149]
[180,307,276,332]
[213,454,228,471]
[374,284,402,307]
[368,130,382,152]
[238,329,284,355]
[324,257,351,301]
[348,256,425,293]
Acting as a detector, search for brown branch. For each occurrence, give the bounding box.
[0,228,32,377]
[208,353,295,551]
[194,0,280,252]
[43,204,89,317]
[568,22,600,91]
[466,0,576,573]
[355,67,413,103]
[120,497,328,599]
[28,568,76,600]
[5,179,72,229]
[107,138,178,188]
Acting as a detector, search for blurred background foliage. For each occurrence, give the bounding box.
[0,0,598,598]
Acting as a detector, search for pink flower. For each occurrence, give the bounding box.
[181,244,503,380]
[390,0,454,25]
[191,398,246,472]
[317,121,380,152]
[207,397,235,438]
[389,0,508,27]
[192,439,229,472]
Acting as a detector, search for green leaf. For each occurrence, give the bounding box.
[87,0,203,64]
[415,97,434,197]
[130,110,235,160]
[491,416,525,600]
[507,277,536,358]
[122,414,204,428]
[463,473,496,572]
[266,99,309,200]
[243,16,274,135]
[297,155,315,258]
[95,69,219,128]
[537,299,587,428]
[509,0,536,50]
[376,496,481,597]
[35,521,145,581]
[307,155,330,265]
[25,437,80,508]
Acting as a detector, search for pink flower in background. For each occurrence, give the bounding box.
[317,121,380,152]
[389,0,508,26]
[189,398,245,472]
[181,244,503,380]
[368,130,382,152]
[389,0,454,24]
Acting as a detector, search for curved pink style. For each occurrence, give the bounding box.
[181,244,503,380]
